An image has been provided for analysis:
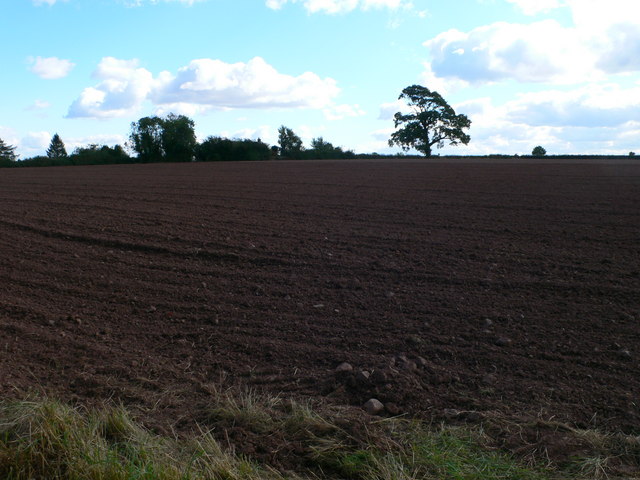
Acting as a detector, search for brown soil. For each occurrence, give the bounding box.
[1,159,639,436]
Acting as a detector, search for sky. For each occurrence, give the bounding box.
[1,0,639,158]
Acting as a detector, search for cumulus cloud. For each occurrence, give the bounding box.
[424,20,598,85]
[451,83,640,155]
[153,57,339,109]
[21,131,52,152]
[68,56,340,119]
[266,0,407,14]
[67,58,153,118]
[28,56,75,79]
[423,0,640,86]
[505,84,640,128]
[566,0,640,31]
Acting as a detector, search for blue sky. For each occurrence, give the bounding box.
[1,0,639,158]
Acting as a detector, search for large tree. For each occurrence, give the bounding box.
[388,85,471,157]
[277,126,303,158]
[129,116,166,163]
[0,138,18,164]
[161,113,197,162]
[46,133,68,158]
[129,114,196,163]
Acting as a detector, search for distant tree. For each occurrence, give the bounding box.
[71,144,131,165]
[306,137,355,160]
[129,116,165,162]
[277,126,303,158]
[310,137,334,157]
[129,114,196,163]
[196,137,270,162]
[161,113,197,162]
[0,137,18,165]
[388,85,471,157]
[532,146,547,157]
[46,133,68,158]
[630,151,636,157]
[19,155,72,167]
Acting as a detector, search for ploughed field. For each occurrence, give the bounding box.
[1,159,639,433]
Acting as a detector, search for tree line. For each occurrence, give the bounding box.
[0,84,479,167]
[10,85,623,166]
[0,115,356,168]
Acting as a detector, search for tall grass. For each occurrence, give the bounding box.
[0,395,637,479]
[0,399,273,480]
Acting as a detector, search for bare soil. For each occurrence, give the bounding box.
[1,159,639,436]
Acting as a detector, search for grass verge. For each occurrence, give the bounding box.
[0,394,638,479]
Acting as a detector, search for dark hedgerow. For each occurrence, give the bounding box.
[195,136,271,162]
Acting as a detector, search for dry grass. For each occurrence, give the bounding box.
[1,395,638,479]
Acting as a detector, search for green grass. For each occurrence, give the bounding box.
[0,395,638,479]
[0,399,273,480]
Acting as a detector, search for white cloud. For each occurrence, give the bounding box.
[0,127,20,148]
[266,0,407,14]
[451,83,640,155]
[68,56,340,119]
[153,57,339,109]
[566,0,640,31]
[33,0,59,5]
[28,56,75,79]
[424,20,598,85]
[21,132,52,156]
[324,103,365,120]
[505,0,563,15]
[423,0,640,86]
[505,84,640,127]
[67,57,153,118]
[377,99,409,120]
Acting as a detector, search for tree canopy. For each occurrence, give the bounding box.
[388,85,471,157]
[129,114,196,163]
[46,133,68,158]
[71,144,131,165]
[306,137,354,160]
[277,126,303,158]
[161,113,197,163]
[0,138,18,165]
[195,137,270,162]
[532,146,547,157]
